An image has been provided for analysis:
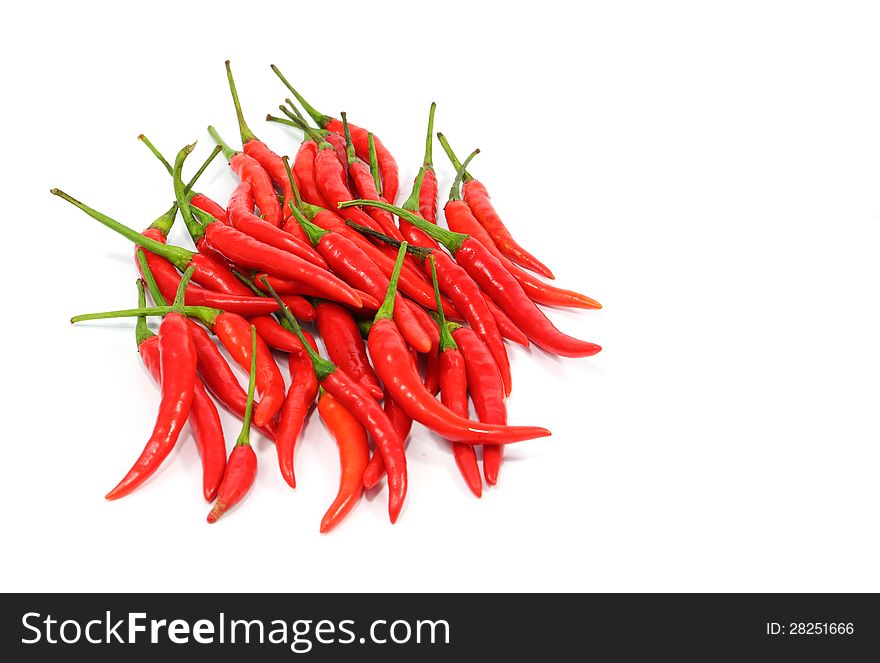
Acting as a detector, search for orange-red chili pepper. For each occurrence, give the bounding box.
[208,326,259,523]
[418,103,439,224]
[275,329,319,489]
[439,133,554,280]
[317,391,370,533]
[315,300,384,400]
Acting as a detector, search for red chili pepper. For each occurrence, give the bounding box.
[483,293,530,347]
[190,193,229,225]
[341,113,404,240]
[287,195,432,354]
[105,269,198,500]
[262,278,407,524]
[317,391,370,533]
[451,324,508,486]
[272,65,400,203]
[430,257,482,497]
[135,279,226,502]
[256,273,381,311]
[362,394,413,490]
[208,125,281,228]
[315,300,384,400]
[438,133,555,279]
[227,180,328,268]
[418,103,439,224]
[342,154,602,359]
[274,330,319,489]
[360,243,550,444]
[292,139,330,208]
[208,326,260,523]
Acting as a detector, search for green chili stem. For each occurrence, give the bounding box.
[437,133,473,182]
[374,242,408,322]
[135,279,154,347]
[171,265,196,310]
[231,269,265,297]
[259,276,336,380]
[402,167,426,212]
[139,137,220,193]
[368,133,382,196]
[172,143,202,241]
[225,60,258,145]
[136,250,167,306]
[430,255,457,351]
[289,204,327,247]
[270,65,332,128]
[423,102,436,170]
[71,305,219,327]
[341,112,357,166]
[236,326,258,447]
[339,199,467,253]
[50,189,194,270]
[207,125,239,161]
[138,134,172,174]
[449,148,480,202]
[148,203,178,236]
[283,99,310,126]
[282,155,303,210]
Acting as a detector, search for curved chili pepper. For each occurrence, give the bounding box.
[452,324,507,486]
[341,113,404,240]
[314,135,384,233]
[275,330,319,489]
[256,273,381,311]
[439,133,554,279]
[290,139,330,208]
[227,180,327,268]
[106,271,198,500]
[135,280,226,502]
[271,65,399,203]
[359,244,550,443]
[362,394,413,490]
[191,193,229,225]
[290,204,432,354]
[315,300,383,400]
[483,293,530,347]
[317,391,370,533]
[430,257,482,496]
[423,350,441,395]
[262,278,407,524]
[208,125,281,227]
[418,103,439,224]
[208,326,259,523]
[341,160,602,358]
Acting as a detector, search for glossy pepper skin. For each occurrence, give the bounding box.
[315,301,383,400]
[362,393,413,490]
[106,312,197,500]
[368,316,550,443]
[275,331,320,489]
[190,193,228,225]
[317,392,370,533]
[453,325,508,485]
[293,140,330,208]
[314,144,384,233]
[439,346,482,497]
[229,150,281,227]
[200,222,363,309]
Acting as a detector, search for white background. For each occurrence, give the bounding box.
[2,1,879,593]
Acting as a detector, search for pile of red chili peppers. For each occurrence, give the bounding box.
[53,62,602,531]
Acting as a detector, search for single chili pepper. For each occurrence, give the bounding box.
[73,298,286,428]
[138,134,230,224]
[136,251,278,440]
[346,219,513,396]
[360,242,551,443]
[451,323,508,486]
[341,112,404,240]
[227,179,328,268]
[225,60,307,234]
[232,271,317,321]
[261,277,407,524]
[255,272,379,311]
[315,300,384,400]
[135,279,227,502]
[423,349,441,395]
[483,293,530,347]
[208,326,259,523]
[317,391,370,533]
[341,153,602,358]
[274,329,319,489]
[208,125,281,227]
[105,268,198,500]
[271,65,400,203]
[438,133,555,279]
[429,259,482,497]
[418,103,439,224]
[362,395,413,490]
[288,189,432,354]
